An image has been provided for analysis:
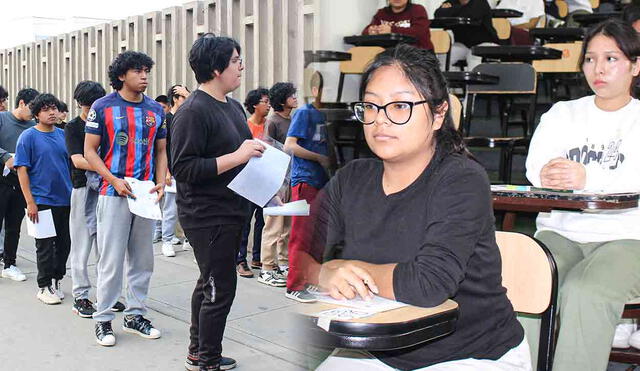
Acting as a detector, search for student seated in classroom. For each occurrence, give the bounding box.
[495,0,545,45]
[434,0,499,70]
[524,19,640,371]
[314,44,530,371]
[362,0,434,50]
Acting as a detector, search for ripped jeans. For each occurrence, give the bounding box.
[185,224,243,367]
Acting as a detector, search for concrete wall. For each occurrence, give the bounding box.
[0,0,318,117]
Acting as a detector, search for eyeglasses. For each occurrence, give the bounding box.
[351,100,428,125]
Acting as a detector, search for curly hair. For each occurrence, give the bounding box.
[189,33,241,84]
[108,51,154,90]
[73,81,106,107]
[244,88,269,114]
[269,82,296,112]
[29,93,61,118]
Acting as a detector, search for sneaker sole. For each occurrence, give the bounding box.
[257,277,286,287]
[184,362,198,371]
[72,307,94,318]
[284,292,317,303]
[122,326,161,339]
[37,295,61,305]
[2,274,27,281]
[96,338,116,347]
[221,360,237,370]
[237,273,254,278]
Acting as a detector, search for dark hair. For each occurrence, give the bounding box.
[167,84,190,107]
[29,93,61,118]
[155,95,169,104]
[623,5,640,26]
[189,33,241,84]
[108,51,154,90]
[244,88,269,114]
[15,88,39,109]
[73,80,106,107]
[386,0,412,11]
[0,86,7,100]
[58,101,68,113]
[360,44,467,156]
[269,82,297,112]
[580,19,640,97]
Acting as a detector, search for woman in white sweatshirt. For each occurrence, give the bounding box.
[525,19,640,371]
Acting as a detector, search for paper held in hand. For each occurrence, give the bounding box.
[228,139,307,215]
[263,199,309,216]
[25,209,57,238]
[124,177,162,220]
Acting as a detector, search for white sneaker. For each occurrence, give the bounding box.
[612,323,636,348]
[2,265,26,281]
[278,265,289,278]
[183,240,191,250]
[161,243,176,257]
[36,286,62,305]
[629,329,640,350]
[171,237,182,245]
[52,278,64,300]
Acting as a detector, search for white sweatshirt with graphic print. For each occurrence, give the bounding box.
[526,95,640,243]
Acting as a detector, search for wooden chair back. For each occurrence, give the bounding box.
[340,46,385,74]
[448,93,462,130]
[492,18,512,41]
[431,29,451,54]
[533,42,583,73]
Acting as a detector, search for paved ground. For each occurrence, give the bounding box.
[0,224,320,371]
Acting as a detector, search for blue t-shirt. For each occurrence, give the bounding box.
[85,92,166,196]
[14,127,72,206]
[287,103,329,189]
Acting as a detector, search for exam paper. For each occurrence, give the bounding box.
[263,200,310,216]
[227,139,291,207]
[25,209,57,238]
[313,293,408,313]
[124,177,162,220]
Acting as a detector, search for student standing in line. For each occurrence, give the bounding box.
[315,43,530,371]
[172,33,261,371]
[15,93,72,305]
[84,51,167,347]
[524,19,640,371]
[0,88,39,282]
[258,82,298,287]
[235,87,270,278]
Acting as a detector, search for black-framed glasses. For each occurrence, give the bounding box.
[351,100,428,125]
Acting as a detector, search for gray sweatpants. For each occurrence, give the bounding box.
[161,191,178,243]
[93,195,155,322]
[69,187,97,299]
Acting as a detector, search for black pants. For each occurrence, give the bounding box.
[237,205,264,264]
[35,205,71,288]
[185,224,242,367]
[0,182,26,268]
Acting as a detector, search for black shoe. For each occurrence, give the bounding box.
[111,301,125,312]
[122,315,161,339]
[95,321,116,346]
[185,354,236,371]
[72,298,96,318]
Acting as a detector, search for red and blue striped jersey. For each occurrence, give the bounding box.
[85,92,167,196]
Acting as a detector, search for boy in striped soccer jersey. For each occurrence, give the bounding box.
[84,51,167,347]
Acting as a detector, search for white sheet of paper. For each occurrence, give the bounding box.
[263,200,310,216]
[227,139,291,207]
[316,308,376,320]
[3,153,14,177]
[124,177,162,220]
[165,178,177,193]
[314,293,408,313]
[25,209,57,238]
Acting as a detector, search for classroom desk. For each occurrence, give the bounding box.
[304,50,351,67]
[296,299,459,350]
[343,34,416,48]
[491,9,523,18]
[491,186,640,231]
[529,27,586,43]
[573,12,621,26]
[430,17,480,29]
[443,71,499,86]
[472,45,563,63]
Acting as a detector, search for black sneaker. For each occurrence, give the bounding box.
[185,354,236,371]
[95,321,116,346]
[111,301,125,312]
[122,315,161,339]
[72,298,96,318]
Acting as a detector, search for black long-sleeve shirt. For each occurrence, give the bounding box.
[320,151,523,370]
[170,90,252,229]
[434,0,499,48]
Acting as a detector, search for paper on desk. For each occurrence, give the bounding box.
[3,153,14,177]
[227,139,291,207]
[263,200,310,216]
[124,177,162,220]
[314,293,408,313]
[25,209,57,238]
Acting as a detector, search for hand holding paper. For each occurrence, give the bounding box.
[124,177,162,220]
[25,209,57,239]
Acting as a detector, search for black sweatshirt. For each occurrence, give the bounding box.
[170,90,252,230]
[320,151,523,370]
[434,0,499,48]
